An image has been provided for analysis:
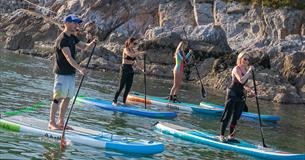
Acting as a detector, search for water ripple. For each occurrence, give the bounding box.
[1,52,304,159]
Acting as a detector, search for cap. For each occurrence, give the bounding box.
[64,14,82,24]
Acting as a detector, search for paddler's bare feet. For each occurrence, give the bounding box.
[58,124,74,130]
[219,135,226,143]
[48,123,60,130]
[112,102,118,106]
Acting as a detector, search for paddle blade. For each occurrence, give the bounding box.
[201,85,207,98]
[60,138,66,149]
[60,137,71,150]
[60,138,72,150]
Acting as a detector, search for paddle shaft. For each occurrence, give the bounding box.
[252,71,267,147]
[182,27,206,98]
[144,54,147,109]
[61,43,96,140]
[193,56,206,98]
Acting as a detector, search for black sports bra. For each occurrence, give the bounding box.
[125,55,136,61]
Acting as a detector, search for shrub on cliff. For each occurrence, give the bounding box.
[224,0,305,10]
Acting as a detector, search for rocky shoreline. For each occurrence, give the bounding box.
[0,0,304,104]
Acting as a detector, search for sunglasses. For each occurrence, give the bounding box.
[243,57,249,61]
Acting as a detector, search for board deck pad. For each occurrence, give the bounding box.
[1,116,165,155]
[155,122,305,160]
[161,122,254,148]
[2,116,152,143]
[128,93,223,113]
[2,115,135,142]
[4,116,100,135]
[128,92,280,122]
[77,96,177,119]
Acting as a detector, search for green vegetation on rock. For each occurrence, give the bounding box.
[224,0,305,10]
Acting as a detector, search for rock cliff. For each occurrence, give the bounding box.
[0,0,304,104]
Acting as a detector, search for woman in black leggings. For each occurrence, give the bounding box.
[112,37,144,106]
[219,52,255,142]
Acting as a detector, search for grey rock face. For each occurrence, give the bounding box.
[1,0,304,104]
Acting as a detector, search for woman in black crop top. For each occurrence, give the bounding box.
[219,52,255,142]
[112,37,144,106]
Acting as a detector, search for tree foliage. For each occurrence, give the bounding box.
[224,0,305,9]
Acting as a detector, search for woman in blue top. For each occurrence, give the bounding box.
[169,41,193,102]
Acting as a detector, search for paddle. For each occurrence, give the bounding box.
[144,53,147,109]
[252,70,267,148]
[193,60,207,98]
[182,27,207,99]
[60,42,97,148]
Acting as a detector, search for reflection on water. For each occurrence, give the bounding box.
[0,52,304,159]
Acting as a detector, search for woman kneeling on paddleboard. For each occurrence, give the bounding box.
[219,52,255,142]
[169,41,193,103]
[112,37,144,106]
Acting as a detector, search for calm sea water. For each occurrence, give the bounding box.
[0,51,304,159]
